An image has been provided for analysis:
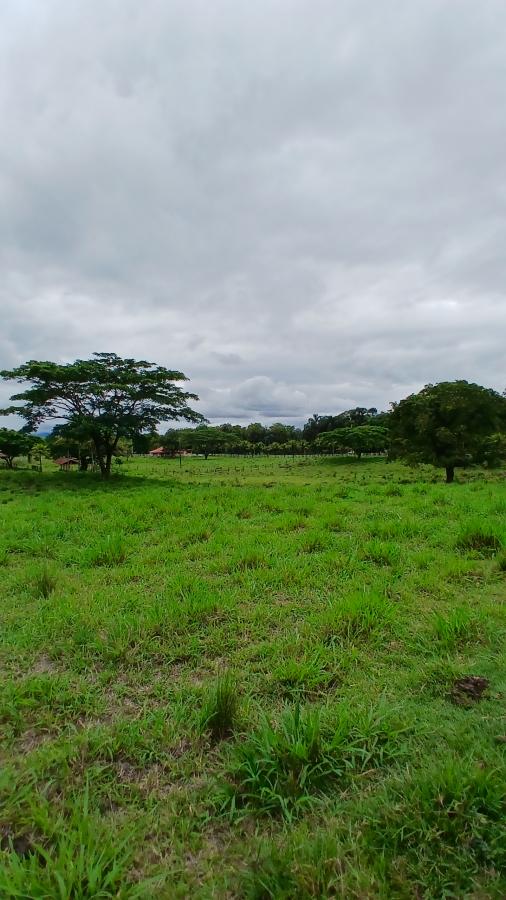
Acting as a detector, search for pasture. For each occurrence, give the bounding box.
[0,455,505,898]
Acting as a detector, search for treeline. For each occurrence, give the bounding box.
[1,352,505,481]
[143,407,391,459]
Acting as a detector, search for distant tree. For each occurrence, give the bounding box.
[47,425,94,471]
[389,381,506,483]
[303,408,379,442]
[266,423,295,445]
[303,414,340,442]
[132,431,159,455]
[245,422,267,444]
[178,426,240,459]
[0,428,35,468]
[0,353,204,478]
[317,425,389,458]
[160,428,183,454]
[331,407,378,429]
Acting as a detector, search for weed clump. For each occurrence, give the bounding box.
[0,787,137,898]
[496,552,506,573]
[361,539,400,567]
[274,651,336,698]
[221,704,405,819]
[200,673,238,740]
[33,566,57,599]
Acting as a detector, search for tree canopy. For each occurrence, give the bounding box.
[389,380,506,482]
[0,429,36,468]
[0,353,204,477]
[175,425,241,459]
[316,425,389,457]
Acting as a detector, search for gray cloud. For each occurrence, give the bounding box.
[1,0,505,427]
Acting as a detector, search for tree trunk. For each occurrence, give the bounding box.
[6,457,14,469]
[104,451,113,478]
[445,465,455,484]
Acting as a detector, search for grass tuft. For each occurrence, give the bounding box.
[85,533,127,567]
[433,607,483,650]
[456,526,502,556]
[365,760,506,896]
[221,704,406,819]
[321,593,395,645]
[33,565,57,599]
[0,786,142,899]
[199,672,238,740]
[496,551,506,573]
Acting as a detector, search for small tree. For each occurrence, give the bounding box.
[1,353,204,478]
[0,428,35,468]
[389,381,506,483]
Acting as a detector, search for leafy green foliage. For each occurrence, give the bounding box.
[316,424,389,457]
[175,425,241,458]
[389,380,506,482]
[0,429,36,469]
[1,353,203,477]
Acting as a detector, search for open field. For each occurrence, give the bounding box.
[0,455,505,898]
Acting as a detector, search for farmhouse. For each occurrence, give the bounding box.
[149,447,192,457]
[54,456,80,470]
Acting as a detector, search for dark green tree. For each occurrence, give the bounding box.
[389,381,506,483]
[266,423,296,445]
[178,426,239,459]
[1,353,203,478]
[131,431,159,455]
[244,422,267,444]
[0,428,36,468]
[316,425,389,458]
[47,424,95,471]
[333,407,378,428]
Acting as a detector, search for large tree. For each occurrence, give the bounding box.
[389,381,506,483]
[1,353,204,477]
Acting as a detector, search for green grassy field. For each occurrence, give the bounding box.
[0,455,505,898]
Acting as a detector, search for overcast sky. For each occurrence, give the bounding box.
[1,0,505,427]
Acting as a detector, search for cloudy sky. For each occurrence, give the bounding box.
[1,0,505,426]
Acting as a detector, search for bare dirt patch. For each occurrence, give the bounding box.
[450,675,490,706]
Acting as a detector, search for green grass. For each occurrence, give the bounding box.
[0,455,505,897]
